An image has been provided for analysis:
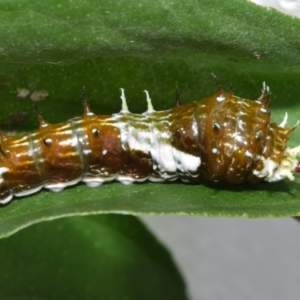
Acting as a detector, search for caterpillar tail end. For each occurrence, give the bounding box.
[288,145,300,179]
[263,145,300,182]
[294,161,300,173]
[293,146,300,175]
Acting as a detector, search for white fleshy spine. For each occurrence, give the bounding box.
[279,112,288,128]
[143,90,155,113]
[120,88,129,113]
[112,89,201,184]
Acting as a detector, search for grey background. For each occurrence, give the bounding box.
[143,1,300,299]
[251,0,300,18]
[142,216,300,300]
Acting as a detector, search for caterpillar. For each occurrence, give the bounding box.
[0,75,300,205]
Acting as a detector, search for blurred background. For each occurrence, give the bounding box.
[142,216,300,300]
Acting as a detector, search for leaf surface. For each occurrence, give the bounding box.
[0,214,188,300]
[0,0,300,238]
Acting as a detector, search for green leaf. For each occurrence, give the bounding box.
[0,215,188,300]
[0,0,300,68]
[0,0,300,238]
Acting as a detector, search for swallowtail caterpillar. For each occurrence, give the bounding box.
[0,75,299,205]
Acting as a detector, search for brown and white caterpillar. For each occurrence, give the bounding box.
[0,76,300,204]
